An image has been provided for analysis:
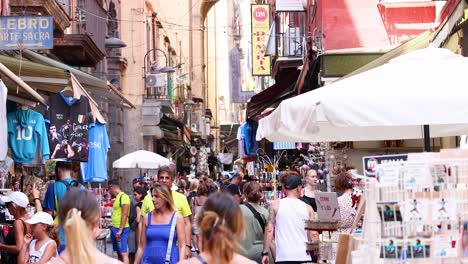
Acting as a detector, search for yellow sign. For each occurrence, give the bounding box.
[251,4,271,76]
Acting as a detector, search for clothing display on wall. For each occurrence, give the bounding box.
[45,93,93,162]
[81,122,110,182]
[0,81,7,161]
[7,109,50,163]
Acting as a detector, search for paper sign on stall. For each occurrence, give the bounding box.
[403,162,433,189]
[315,192,340,221]
[376,163,401,187]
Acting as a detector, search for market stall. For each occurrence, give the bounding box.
[254,48,468,263]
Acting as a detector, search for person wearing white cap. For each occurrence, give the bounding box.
[19,212,57,264]
[0,191,31,264]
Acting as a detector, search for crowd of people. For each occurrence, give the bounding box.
[0,161,358,264]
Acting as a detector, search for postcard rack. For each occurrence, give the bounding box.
[358,157,468,264]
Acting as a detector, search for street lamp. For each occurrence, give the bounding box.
[143,48,176,74]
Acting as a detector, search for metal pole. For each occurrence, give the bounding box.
[423,124,431,152]
[143,48,168,73]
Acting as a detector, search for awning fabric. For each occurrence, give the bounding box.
[22,50,135,108]
[343,0,465,80]
[246,70,299,119]
[160,115,191,141]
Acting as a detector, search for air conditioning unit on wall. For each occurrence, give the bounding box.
[145,73,165,88]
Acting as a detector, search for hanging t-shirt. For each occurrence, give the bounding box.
[81,122,110,182]
[45,93,93,162]
[7,109,50,163]
[0,80,7,161]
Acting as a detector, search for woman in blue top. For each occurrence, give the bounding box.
[135,183,186,264]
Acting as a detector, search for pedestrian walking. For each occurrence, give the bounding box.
[48,188,122,264]
[140,166,192,258]
[0,191,31,264]
[226,172,243,203]
[190,181,209,252]
[262,172,317,264]
[180,192,255,264]
[134,184,186,264]
[42,161,87,253]
[108,179,131,264]
[239,181,272,263]
[18,212,58,263]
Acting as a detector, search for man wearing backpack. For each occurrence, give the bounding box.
[108,179,130,264]
[42,161,87,253]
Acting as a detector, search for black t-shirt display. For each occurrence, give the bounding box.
[45,93,93,162]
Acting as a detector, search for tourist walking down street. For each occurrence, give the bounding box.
[108,179,131,264]
[49,188,122,264]
[135,184,186,264]
[140,166,192,257]
[239,181,272,263]
[19,212,58,263]
[180,192,255,264]
[190,181,209,251]
[42,161,87,253]
[226,172,243,203]
[262,172,317,264]
[0,191,31,264]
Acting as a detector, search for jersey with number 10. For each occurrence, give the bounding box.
[7,109,50,163]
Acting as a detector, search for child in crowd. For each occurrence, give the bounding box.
[18,212,58,264]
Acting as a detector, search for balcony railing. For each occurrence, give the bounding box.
[276,11,305,58]
[74,0,106,54]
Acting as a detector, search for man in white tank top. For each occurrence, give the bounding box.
[262,173,317,264]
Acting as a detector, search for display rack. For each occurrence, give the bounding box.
[357,155,468,264]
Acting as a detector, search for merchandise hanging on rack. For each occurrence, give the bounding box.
[7,107,50,164]
[45,92,93,162]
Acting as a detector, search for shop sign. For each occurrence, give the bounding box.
[315,192,340,221]
[363,154,408,177]
[251,4,271,76]
[0,16,53,50]
[230,48,254,103]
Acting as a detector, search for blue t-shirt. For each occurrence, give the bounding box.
[43,178,87,247]
[7,109,50,163]
[81,123,110,183]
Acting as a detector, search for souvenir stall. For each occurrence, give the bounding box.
[255,48,468,263]
[0,66,115,255]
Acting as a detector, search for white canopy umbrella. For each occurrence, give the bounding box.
[113,150,171,169]
[257,48,468,146]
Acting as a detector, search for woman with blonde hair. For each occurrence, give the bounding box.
[135,184,186,264]
[48,188,121,264]
[180,192,255,264]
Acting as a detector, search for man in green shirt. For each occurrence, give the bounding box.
[109,179,130,264]
[140,166,192,258]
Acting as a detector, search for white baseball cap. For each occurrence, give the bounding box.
[25,212,54,226]
[0,192,29,208]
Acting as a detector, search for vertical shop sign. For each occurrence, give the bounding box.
[0,16,53,50]
[230,48,254,103]
[251,4,271,76]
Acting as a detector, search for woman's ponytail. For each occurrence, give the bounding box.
[200,211,239,263]
[63,208,95,264]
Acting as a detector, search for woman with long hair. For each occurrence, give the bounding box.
[300,169,318,211]
[180,192,255,264]
[48,188,121,264]
[0,192,31,264]
[135,184,186,264]
[190,182,209,252]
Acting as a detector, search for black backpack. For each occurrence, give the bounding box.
[120,194,137,230]
[57,179,84,190]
